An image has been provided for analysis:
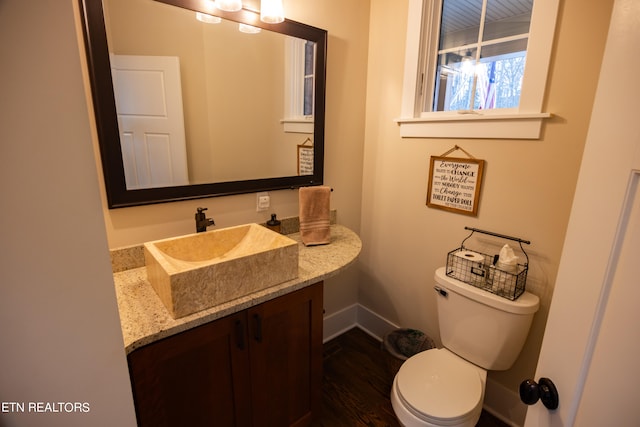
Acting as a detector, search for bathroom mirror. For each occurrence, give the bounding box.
[79,0,327,208]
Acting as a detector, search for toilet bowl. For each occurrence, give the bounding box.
[391,348,486,427]
[391,267,540,427]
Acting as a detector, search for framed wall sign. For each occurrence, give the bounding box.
[297,144,314,175]
[426,154,485,216]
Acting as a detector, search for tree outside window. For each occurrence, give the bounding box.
[428,0,532,112]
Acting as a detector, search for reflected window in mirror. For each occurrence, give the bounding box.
[304,40,315,116]
[283,38,316,134]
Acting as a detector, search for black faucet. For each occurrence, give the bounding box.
[195,207,215,233]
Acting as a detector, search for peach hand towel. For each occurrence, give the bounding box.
[299,186,331,246]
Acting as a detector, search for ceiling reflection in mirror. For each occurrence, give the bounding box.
[79,0,327,208]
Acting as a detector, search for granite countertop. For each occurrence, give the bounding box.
[112,225,362,354]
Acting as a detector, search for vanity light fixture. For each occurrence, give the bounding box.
[214,0,242,12]
[238,23,261,34]
[196,12,222,24]
[260,0,285,24]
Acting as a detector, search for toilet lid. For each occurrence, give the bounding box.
[396,349,483,422]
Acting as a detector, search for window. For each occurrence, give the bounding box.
[430,0,531,112]
[303,40,315,116]
[283,37,316,134]
[435,51,526,111]
[398,0,559,139]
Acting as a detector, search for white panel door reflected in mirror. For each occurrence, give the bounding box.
[111,54,189,189]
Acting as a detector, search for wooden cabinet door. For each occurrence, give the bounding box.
[247,282,323,427]
[128,311,252,427]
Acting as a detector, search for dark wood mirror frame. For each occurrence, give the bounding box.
[79,0,327,208]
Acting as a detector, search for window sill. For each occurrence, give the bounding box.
[396,112,552,139]
[282,119,314,134]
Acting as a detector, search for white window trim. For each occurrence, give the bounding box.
[280,118,314,133]
[397,0,559,139]
[283,37,314,134]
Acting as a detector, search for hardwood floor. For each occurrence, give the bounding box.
[313,327,508,427]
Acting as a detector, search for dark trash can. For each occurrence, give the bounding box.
[382,328,435,380]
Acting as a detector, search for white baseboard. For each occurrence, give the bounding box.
[323,304,358,342]
[323,304,525,426]
[323,303,399,343]
[354,304,401,341]
[483,377,526,427]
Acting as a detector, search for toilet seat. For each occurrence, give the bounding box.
[395,349,484,425]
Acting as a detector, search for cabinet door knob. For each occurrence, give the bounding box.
[253,314,263,343]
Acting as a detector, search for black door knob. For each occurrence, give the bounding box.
[519,377,559,410]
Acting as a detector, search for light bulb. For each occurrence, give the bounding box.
[196,12,222,24]
[238,23,261,34]
[214,0,242,12]
[260,0,284,24]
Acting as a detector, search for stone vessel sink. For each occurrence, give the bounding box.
[144,224,299,319]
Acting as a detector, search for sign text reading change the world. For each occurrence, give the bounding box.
[427,156,484,216]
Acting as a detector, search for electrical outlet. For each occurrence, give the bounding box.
[256,192,270,212]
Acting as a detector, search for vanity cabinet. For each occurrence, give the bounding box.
[127,282,323,427]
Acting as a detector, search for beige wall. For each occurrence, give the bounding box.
[0,1,137,425]
[361,0,614,422]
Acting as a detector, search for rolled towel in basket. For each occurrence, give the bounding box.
[299,186,331,246]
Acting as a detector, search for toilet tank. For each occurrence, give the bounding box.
[434,267,539,370]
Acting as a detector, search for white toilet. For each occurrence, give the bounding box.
[391,267,540,427]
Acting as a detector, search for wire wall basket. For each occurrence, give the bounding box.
[446,227,530,301]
